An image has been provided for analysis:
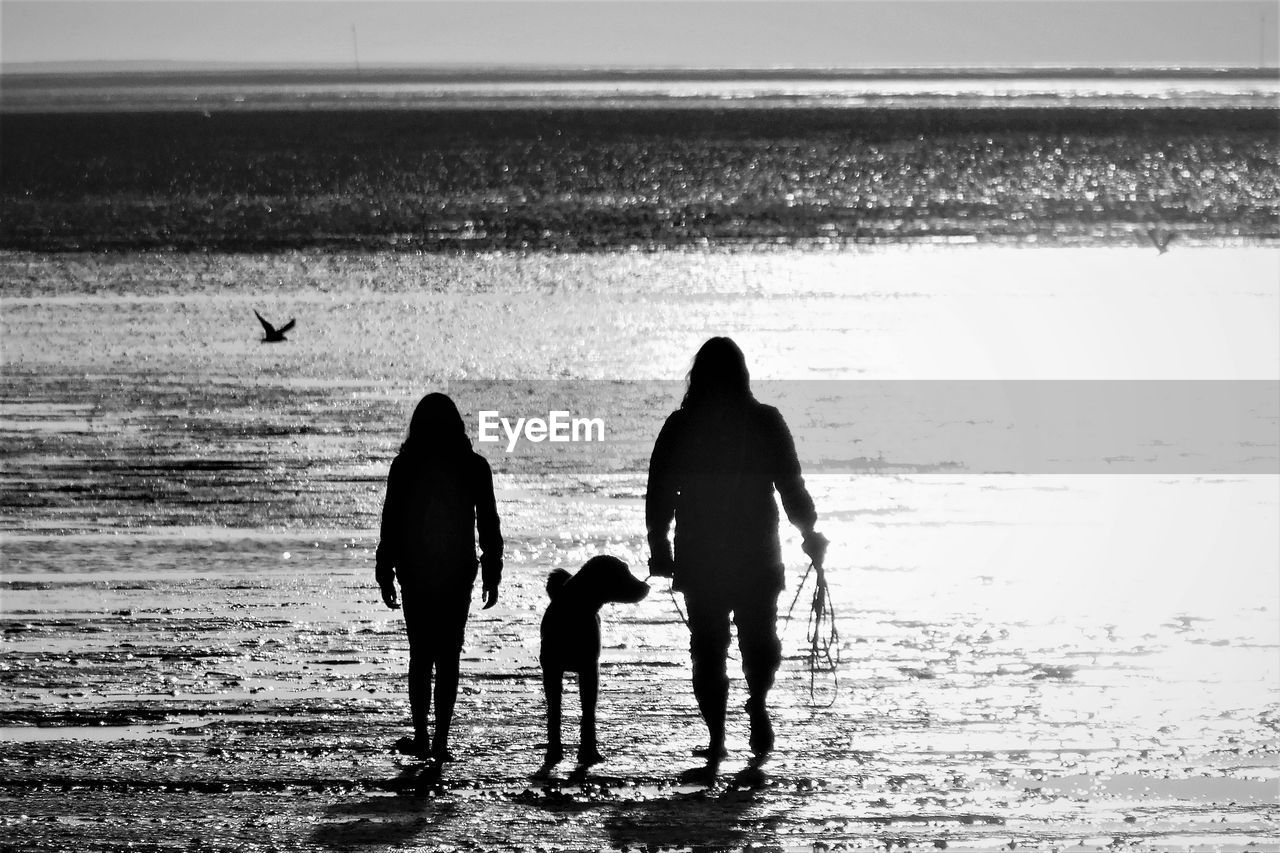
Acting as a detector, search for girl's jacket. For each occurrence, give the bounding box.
[375,449,503,593]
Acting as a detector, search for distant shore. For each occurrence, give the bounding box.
[4,63,1279,83]
[3,65,1277,116]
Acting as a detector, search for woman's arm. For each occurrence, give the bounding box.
[767,407,830,566]
[645,413,680,576]
[768,407,818,535]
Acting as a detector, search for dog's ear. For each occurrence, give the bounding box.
[546,568,572,599]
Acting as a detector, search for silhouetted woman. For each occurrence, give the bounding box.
[647,337,826,765]
[376,393,503,762]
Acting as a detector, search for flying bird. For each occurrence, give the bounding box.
[254,310,295,342]
[1133,202,1177,254]
[1145,227,1177,254]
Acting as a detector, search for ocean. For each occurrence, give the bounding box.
[1,73,1278,852]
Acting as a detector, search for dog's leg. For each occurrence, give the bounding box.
[543,668,564,764]
[577,667,603,766]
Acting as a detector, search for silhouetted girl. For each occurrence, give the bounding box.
[376,393,503,762]
[647,337,826,765]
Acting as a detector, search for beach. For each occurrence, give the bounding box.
[2,84,1279,850]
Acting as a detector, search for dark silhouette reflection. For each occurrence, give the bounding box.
[516,773,775,852]
[253,309,295,342]
[375,392,504,763]
[310,779,458,850]
[604,789,775,852]
[647,337,828,771]
[539,555,649,769]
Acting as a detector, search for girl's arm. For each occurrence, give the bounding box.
[374,456,404,607]
[476,457,504,604]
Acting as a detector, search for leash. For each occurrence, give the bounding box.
[652,562,840,707]
[647,571,690,629]
[782,559,841,707]
[668,586,690,629]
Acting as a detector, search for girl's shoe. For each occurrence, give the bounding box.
[394,735,431,759]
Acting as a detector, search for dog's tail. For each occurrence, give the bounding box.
[546,568,571,599]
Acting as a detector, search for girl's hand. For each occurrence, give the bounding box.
[482,585,498,609]
[380,583,400,610]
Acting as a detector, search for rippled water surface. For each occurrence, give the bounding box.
[4,106,1278,252]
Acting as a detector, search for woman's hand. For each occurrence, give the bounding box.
[802,530,829,569]
[648,541,675,578]
[482,585,499,609]
[380,582,400,610]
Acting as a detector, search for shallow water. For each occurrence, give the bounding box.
[2,245,1278,851]
[4,107,1278,252]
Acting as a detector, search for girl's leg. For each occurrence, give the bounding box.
[402,593,433,754]
[432,650,459,760]
[430,592,471,762]
[407,656,432,747]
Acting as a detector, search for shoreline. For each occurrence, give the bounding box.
[6,63,1278,80]
[4,98,1279,115]
[3,235,1277,254]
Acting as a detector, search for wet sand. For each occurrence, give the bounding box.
[2,481,1278,852]
[2,247,1278,850]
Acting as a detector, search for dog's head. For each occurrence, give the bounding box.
[547,555,649,608]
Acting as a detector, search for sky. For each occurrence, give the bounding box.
[2,0,1278,70]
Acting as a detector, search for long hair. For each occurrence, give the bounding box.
[682,337,752,408]
[400,392,472,458]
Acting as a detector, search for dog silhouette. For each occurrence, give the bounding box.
[539,555,649,767]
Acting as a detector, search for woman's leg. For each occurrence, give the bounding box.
[733,590,782,756]
[684,592,732,760]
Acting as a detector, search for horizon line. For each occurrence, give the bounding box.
[5,60,1279,77]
